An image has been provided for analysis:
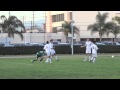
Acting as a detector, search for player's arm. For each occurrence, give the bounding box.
[43,45,46,51]
[81,44,86,48]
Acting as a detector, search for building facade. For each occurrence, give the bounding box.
[1,11,120,44]
[46,11,120,42]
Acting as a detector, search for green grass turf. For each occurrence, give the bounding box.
[0,54,120,79]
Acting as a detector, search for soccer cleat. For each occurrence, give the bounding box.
[83,59,87,61]
[45,61,49,63]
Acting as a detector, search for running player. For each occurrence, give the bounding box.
[49,39,58,61]
[43,41,52,63]
[90,41,98,63]
[81,39,92,61]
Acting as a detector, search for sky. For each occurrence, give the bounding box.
[0,11,45,22]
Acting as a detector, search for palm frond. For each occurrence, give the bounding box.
[14,30,24,40]
[112,16,120,24]
[0,15,24,40]
[1,15,7,21]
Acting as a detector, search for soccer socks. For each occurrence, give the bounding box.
[49,58,52,63]
[45,58,49,63]
[90,57,96,63]
[89,56,91,61]
[84,56,88,61]
[56,56,58,60]
[93,58,96,63]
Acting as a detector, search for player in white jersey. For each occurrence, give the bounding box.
[90,41,98,63]
[49,39,58,61]
[43,41,52,63]
[81,39,92,61]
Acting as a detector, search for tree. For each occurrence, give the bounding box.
[0,15,25,40]
[58,21,79,43]
[112,16,120,24]
[87,12,111,42]
[106,22,120,42]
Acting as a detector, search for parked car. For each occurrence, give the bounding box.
[0,43,5,47]
[96,42,105,45]
[58,43,71,45]
[102,41,120,45]
[4,44,15,47]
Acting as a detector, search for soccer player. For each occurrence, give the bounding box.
[90,41,98,63]
[31,51,45,63]
[43,41,52,63]
[81,38,92,61]
[49,39,58,61]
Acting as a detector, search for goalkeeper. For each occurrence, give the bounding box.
[31,51,46,63]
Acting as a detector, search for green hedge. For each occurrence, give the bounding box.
[0,45,120,55]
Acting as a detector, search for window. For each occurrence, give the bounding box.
[61,14,64,21]
[52,13,64,22]
[70,12,72,20]
[56,15,58,22]
[52,15,56,22]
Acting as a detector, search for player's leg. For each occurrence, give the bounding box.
[53,50,58,60]
[90,54,94,63]
[84,49,88,61]
[92,54,97,63]
[50,50,55,61]
[45,52,51,63]
[92,57,96,63]
[31,55,38,63]
[88,49,91,61]
[50,50,53,60]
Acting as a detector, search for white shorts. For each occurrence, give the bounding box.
[50,49,56,55]
[86,49,91,54]
[91,54,97,57]
[46,51,50,56]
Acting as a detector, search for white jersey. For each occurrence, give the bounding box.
[49,43,54,50]
[43,44,50,52]
[49,42,56,55]
[90,44,98,54]
[85,41,92,49]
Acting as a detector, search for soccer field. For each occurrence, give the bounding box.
[0,54,120,79]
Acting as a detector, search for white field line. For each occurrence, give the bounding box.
[0,54,120,59]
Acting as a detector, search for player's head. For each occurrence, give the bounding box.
[46,41,49,44]
[50,39,53,43]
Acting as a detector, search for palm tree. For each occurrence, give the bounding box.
[106,22,120,42]
[0,15,25,40]
[112,16,120,24]
[58,21,79,43]
[87,12,111,42]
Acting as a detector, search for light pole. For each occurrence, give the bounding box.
[71,11,74,55]
[9,11,11,17]
[44,11,46,43]
[71,21,74,55]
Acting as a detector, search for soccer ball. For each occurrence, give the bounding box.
[112,55,114,58]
